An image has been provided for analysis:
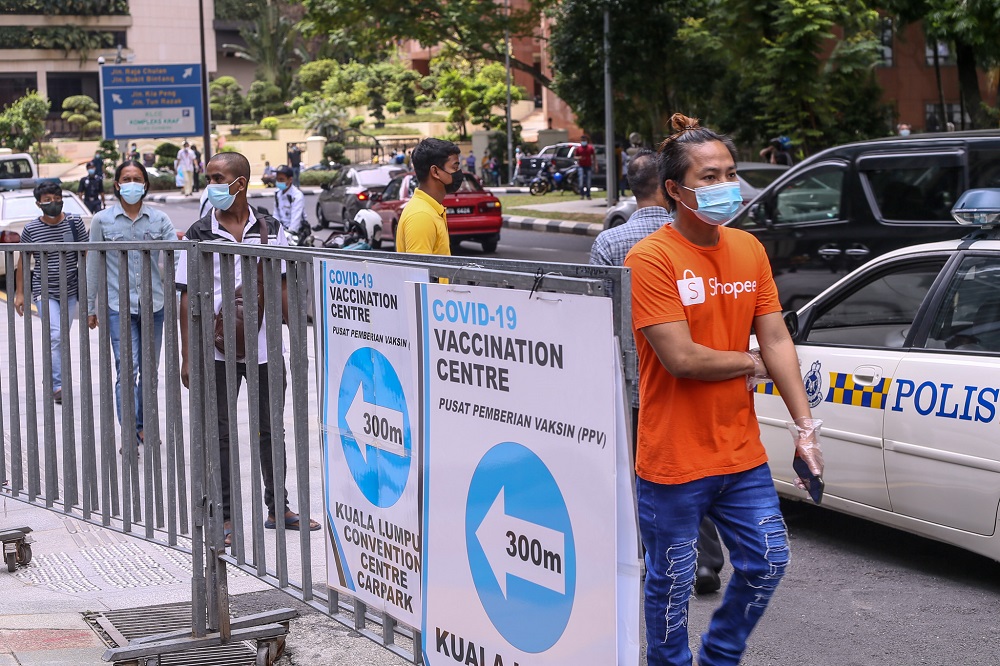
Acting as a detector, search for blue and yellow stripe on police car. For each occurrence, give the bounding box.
[825,373,893,409]
[754,381,780,396]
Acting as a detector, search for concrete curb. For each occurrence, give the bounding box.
[502,214,603,237]
[487,186,530,194]
[145,187,322,204]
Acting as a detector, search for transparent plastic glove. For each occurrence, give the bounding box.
[785,417,824,488]
[745,348,770,391]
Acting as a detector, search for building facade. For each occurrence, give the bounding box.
[0,0,217,135]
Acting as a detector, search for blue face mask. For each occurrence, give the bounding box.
[207,178,242,211]
[680,181,742,225]
[276,181,288,191]
[119,182,145,205]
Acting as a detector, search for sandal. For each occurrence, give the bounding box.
[264,512,321,531]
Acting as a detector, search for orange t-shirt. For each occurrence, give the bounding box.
[624,225,781,485]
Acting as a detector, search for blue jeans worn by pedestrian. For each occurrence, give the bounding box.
[579,166,593,198]
[37,296,78,393]
[108,309,164,438]
[637,463,789,666]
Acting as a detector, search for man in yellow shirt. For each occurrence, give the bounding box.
[395,138,463,255]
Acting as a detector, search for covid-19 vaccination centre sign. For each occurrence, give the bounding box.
[314,259,428,628]
[313,256,640,664]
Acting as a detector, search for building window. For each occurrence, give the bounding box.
[924,102,971,132]
[0,74,37,109]
[878,17,894,67]
[46,73,101,115]
[925,39,955,66]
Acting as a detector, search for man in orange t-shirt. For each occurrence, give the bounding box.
[624,114,823,666]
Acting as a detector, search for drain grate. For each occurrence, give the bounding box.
[87,602,257,665]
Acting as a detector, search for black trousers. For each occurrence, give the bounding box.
[632,406,725,573]
[215,360,288,522]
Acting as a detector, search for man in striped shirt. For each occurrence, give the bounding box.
[590,149,726,594]
[14,180,88,404]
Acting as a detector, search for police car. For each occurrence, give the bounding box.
[753,189,1000,562]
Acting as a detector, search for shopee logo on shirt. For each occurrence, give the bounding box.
[677,269,705,305]
[676,269,757,305]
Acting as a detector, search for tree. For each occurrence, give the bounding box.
[0,91,50,156]
[677,0,889,152]
[246,80,283,122]
[303,97,347,140]
[436,69,477,138]
[302,0,558,87]
[209,76,248,126]
[223,0,300,98]
[296,59,340,92]
[549,0,715,144]
[60,94,102,140]
[260,116,280,139]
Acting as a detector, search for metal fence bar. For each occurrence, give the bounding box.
[287,259,313,601]
[58,251,79,511]
[95,249,120,523]
[264,254,289,588]
[240,251,267,576]
[186,246,208,639]
[198,248,231,639]
[139,250,160,537]
[5,251,21,495]
[218,253,245,564]
[76,250,99,518]
[162,249,187,543]
[117,248,139,527]
[38,251,57,506]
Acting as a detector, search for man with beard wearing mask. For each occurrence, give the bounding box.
[625,114,824,666]
[395,137,462,255]
[14,181,88,404]
[176,151,320,547]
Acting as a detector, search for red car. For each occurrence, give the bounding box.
[370,171,502,253]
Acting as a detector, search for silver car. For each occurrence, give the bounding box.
[602,162,789,229]
[315,164,407,230]
[0,187,93,277]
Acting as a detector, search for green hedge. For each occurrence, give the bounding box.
[0,26,114,52]
[299,171,339,187]
[0,0,129,15]
[63,174,178,193]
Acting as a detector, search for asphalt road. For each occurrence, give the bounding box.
[153,193,595,264]
[144,195,1000,664]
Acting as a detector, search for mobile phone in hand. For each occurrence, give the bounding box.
[793,453,824,504]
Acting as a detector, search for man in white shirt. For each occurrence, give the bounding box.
[273,165,306,235]
[175,142,196,196]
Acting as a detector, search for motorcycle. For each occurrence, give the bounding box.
[322,209,381,251]
[529,162,580,196]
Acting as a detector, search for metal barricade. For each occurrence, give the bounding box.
[0,237,634,665]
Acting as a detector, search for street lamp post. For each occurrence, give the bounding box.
[505,0,514,185]
[198,0,212,161]
[603,6,616,206]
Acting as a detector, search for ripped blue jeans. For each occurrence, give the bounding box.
[637,463,789,666]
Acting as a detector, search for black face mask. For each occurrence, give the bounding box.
[39,201,63,217]
[443,168,463,194]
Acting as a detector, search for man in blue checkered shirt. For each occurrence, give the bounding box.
[590,148,726,595]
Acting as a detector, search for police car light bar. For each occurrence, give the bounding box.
[951,188,1000,228]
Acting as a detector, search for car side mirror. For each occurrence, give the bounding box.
[321,181,331,191]
[751,202,772,228]
[783,310,799,338]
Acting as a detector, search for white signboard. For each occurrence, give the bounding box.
[413,282,620,665]
[314,258,429,628]
[111,107,198,135]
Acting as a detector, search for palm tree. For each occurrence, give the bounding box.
[222,0,299,98]
[303,98,347,141]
